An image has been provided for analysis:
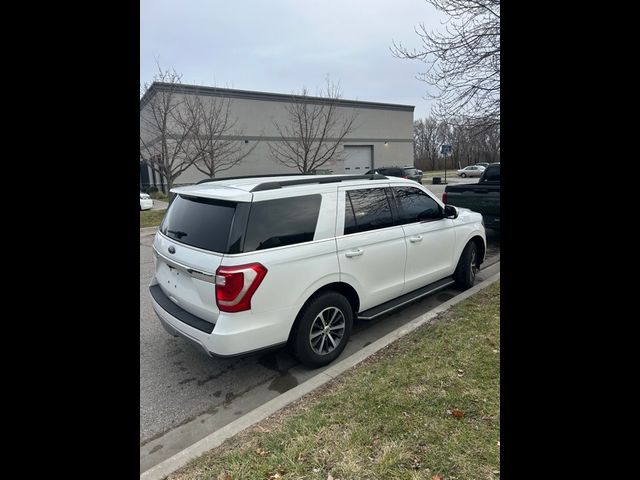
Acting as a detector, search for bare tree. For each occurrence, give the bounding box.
[392,0,500,129]
[181,95,259,179]
[140,65,199,192]
[414,118,440,170]
[269,81,358,173]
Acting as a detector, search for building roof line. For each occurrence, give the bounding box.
[140,82,415,112]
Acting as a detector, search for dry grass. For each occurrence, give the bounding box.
[171,282,500,480]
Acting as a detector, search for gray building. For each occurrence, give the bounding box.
[140,83,414,190]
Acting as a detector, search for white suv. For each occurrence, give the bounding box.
[149,174,486,367]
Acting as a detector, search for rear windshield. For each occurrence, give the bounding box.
[160,195,237,252]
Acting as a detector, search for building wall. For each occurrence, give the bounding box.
[140,86,414,187]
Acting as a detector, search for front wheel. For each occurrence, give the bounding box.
[460,173,467,178]
[291,292,353,368]
[453,241,478,289]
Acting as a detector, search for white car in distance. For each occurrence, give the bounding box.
[457,165,486,178]
[140,192,153,211]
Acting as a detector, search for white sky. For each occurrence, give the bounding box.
[140,0,448,119]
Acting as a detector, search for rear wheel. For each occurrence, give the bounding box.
[453,241,478,289]
[460,172,467,178]
[291,291,353,368]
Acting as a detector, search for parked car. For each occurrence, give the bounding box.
[457,165,486,178]
[366,166,422,183]
[444,163,500,230]
[149,174,485,367]
[140,192,153,211]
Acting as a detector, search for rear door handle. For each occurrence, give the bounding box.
[345,248,364,258]
[409,235,423,243]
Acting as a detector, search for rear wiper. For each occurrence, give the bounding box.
[167,230,188,239]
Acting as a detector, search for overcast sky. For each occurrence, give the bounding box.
[140,0,447,120]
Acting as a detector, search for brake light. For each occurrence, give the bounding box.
[442,192,447,203]
[403,175,408,179]
[215,263,268,312]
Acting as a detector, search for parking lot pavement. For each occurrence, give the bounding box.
[140,230,500,472]
[422,176,478,198]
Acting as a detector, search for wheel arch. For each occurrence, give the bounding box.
[287,281,360,344]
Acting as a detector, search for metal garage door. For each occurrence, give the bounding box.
[343,145,372,174]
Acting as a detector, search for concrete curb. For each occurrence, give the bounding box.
[141,269,500,480]
[140,226,159,237]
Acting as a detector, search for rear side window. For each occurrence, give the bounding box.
[393,187,442,224]
[160,195,237,252]
[481,165,500,182]
[404,168,418,176]
[243,195,322,251]
[344,188,394,235]
[380,168,402,177]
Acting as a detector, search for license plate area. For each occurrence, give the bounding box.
[155,256,193,298]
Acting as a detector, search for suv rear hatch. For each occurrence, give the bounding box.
[151,193,251,327]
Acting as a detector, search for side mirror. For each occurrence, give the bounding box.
[444,205,458,219]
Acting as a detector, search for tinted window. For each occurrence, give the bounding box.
[160,195,237,252]
[345,188,394,234]
[379,168,403,176]
[404,168,418,176]
[393,187,442,223]
[243,195,321,251]
[481,165,500,182]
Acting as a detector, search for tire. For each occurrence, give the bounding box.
[291,291,353,368]
[461,173,466,178]
[453,241,478,290]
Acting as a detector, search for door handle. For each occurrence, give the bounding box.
[409,235,423,243]
[345,248,364,258]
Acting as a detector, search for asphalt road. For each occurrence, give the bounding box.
[140,226,500,472]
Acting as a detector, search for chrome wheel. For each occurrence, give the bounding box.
[309,306,346,355]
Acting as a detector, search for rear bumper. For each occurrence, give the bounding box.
[149,284,296,357]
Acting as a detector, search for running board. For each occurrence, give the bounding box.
[357,277,456,320]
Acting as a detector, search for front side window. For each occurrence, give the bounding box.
[344,188,394,235]
[243,194,322,251]
[393,187,442,224]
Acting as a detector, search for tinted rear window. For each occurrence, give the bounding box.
[380,168,403,176]
[160,195,237,252]
[243,195,322,251]
[345,188,394,234]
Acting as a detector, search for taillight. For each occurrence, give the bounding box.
[402,175,408,179]
[215,263,268,313]
[442,192,447,203]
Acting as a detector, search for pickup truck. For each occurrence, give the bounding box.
[442,163,500,230]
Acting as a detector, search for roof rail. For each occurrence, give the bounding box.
[250,174,388,192]
[196,173,309,185]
